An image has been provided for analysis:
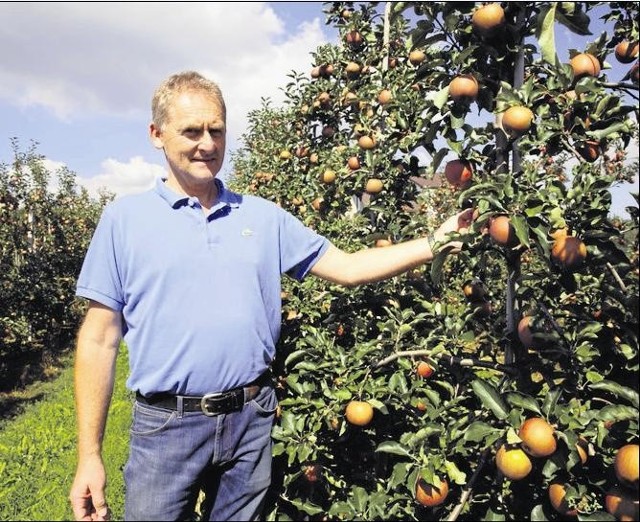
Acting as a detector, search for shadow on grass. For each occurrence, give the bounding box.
[0,350,73,424]
[0,391,47,422]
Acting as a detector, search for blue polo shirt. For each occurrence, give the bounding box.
[76,177,330,395]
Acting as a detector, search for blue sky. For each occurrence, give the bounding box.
[0,2,637,216]
[0,2,332,194]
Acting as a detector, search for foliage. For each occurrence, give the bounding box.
[0,139,111,392]
[229,2,639,520]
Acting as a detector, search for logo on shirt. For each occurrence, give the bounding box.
[241,228,254,237]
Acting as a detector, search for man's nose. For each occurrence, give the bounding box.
[198,131,217,151]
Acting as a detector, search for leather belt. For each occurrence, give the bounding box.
[136,371,272,416]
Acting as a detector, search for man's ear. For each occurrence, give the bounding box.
[149,122,164,149]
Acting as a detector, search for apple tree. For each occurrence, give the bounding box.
[0,139,111,391]
[229,2,638,520]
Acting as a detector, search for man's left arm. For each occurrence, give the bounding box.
[309,208,474,287]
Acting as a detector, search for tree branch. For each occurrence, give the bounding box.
[606,262,627,292]
[445,448,492,521]
[602,82,640,100]
[560,136,588,163]
[372,350,518,375]
[373,349,434,368]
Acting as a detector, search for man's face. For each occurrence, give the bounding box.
[150,91,226,188]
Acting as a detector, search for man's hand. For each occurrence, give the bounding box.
[431,208,476,253]
[69,457,110,521]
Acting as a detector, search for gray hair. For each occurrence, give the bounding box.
[151,71,227,129]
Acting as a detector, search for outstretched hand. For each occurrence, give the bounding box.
[431,208,476,254]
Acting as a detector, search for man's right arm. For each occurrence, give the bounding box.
[69,300,123,521]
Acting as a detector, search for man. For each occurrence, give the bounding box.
[68,71,474,521]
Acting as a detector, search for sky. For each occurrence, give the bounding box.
[0,2,637,216]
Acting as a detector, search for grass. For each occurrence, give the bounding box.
[0,346,132,521]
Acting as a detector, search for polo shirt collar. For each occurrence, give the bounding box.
[154,177,240,211]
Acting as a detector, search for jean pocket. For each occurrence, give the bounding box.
[130,401,177,436]
[249,385,278,416]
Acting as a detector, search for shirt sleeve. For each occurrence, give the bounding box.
[277,207,331,281]
[75,205,125,311]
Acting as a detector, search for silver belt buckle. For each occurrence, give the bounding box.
[200,392,225,417]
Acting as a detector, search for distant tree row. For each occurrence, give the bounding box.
[0,139,111,391]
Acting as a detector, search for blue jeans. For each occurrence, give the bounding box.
[124,385,278,521]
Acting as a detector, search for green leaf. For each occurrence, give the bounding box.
[446,137,463,155]
[368,398,389,415]
[471,379,509,420]
[456,45,479,65]
[505,392,542,415]
[422,116,441,146]
[398,323,413,338]
[293,361,323,371]
[530,504,548,521]
[586,370,605,384]
[596,405,638,422]
[327,388,352,401]
[510,214,530,249]
[419,32,448,47]
[484,508,507,521]
[396,112,408,130]
[390,1,408,17]
[542,388,562,417]
[444,460,467,485]
[284,349,307,367]
[450,112,466,129]
[431,86,450,110]
[575,342,599,363]
[430,249,447,287]
[425,387,442,408]
[524,204,544,217]
[389,462,411,489]
[375,441,412,458]
[420,423,446,440]
[506,427,522,444]
[351,486,368,512]
[464,421,500,442]
[328,501,355,519]
[388,372,409,394]
[280,410,299,434]
[408,27,430,50]
[618,343,636,361]
[590,381,639,408]
[536,4,558,64]
[297,444,314,463]
[290,498,324,516]
[431,148,448,175]
[588,122,631,140]
[555,3,592,35]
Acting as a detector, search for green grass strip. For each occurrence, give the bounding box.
[0,347,131,521]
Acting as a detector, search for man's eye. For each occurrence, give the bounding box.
[183,128,201,137]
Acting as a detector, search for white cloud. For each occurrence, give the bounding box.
[77,156,166,199]
[34,156,163,199]
[0,2,328,140]
[0,2,329,197]
[7,155,158,200]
